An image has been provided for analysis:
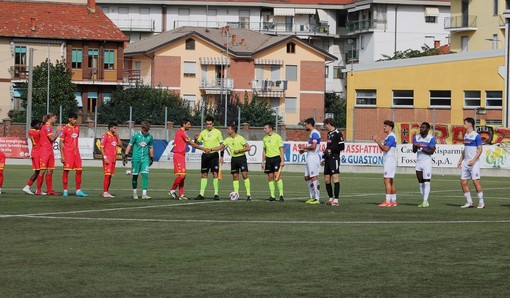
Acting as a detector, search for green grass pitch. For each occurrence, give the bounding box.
[1,165,509,297]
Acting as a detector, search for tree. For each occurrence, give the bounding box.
[325,93,346,128]
[238,92,282,127]
[97,83,191,125]
[13,60,78,122]
[378,44,453,61]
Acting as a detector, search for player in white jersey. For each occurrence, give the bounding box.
[457,117,485,209]
[413,122,436,208]
[299,117,321,205]
[373,120,398,207]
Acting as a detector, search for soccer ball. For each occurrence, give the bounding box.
[125,169,132,175]
[229,192,239,201]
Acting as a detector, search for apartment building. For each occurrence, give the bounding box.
[0,0,127,120]
[124,26,336,124]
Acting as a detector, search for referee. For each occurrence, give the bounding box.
[261,121,285,202]
[322,118,345,206]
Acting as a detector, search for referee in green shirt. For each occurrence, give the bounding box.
[262,121,285,202]
[195,116,223,200]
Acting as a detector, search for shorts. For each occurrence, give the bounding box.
[201,152,219,174]
[461,160,481,180]
[231,155,249,174]
[416,159,432,180]
[324,154,340,176]
[264,156,282,174]
[173,153,187,175]
[103,155,117,176]
[383,158,397,178]
[132,159,150,175]
[40,151,55,170]
[31,153,41,170]
[63,152,82,171]
[305,154,321,178]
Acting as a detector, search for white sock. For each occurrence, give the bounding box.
[419,183,424,195]
[133,189,137,193]
[385,194,391,203]
[312,180,320,200]
[391,194,397,203]
[464,192,473,204]
[307,180,314,198]
[477,192,484,204]
[423,182,431,202]
[143,189,147,196]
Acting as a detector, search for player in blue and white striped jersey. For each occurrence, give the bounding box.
[413,122,436,208]
[299,117,321,205]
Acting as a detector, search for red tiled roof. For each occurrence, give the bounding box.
[0,0,127,41]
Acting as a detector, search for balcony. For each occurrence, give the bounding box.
[123,69,141,84]
[444,15,477,32]
[173,20,330,36]
[199,78,234,95]
[251,80,287,97]
[111,18,156,32]
[346,19,378,34]
[346,49,359,62]
[9,65,28,80]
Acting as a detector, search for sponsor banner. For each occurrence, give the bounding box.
[483,143,510,169]
[398,144,462,168]
[340,143,384,166]
[0,137,30,158]
[53,138,95,160]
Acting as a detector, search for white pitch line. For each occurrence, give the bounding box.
[12,215,510,225]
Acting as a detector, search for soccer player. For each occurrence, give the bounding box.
[60,112,88,197]
[299,117,321,205]
[100,122,123,198]
[124,121,154,200]
[217,124,252,201]
[0,150,5,194]
[373,120,398,207]
[457,117,485,209]
[23,120,43,195]
[413,122,436,208]
[169,119,207,200]
[194,116,223,201]
[262,121,284,202]
[322,118,345,207]
[36,112,62,196]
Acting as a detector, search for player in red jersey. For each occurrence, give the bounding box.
[36,112,62,195]
[23,120,43,195]
[100,122,123,198]
[0,150,5,194]
[168,118,206,200]
[60,112,88,197]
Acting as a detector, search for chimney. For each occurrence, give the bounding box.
[240,38,246,46]
[434,40,440,48]
[30,17,36,31]
[87,0,96,13]
[231,35,237,45]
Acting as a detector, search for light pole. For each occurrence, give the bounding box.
[224,27,229,126]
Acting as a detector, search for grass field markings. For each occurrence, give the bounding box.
[10,215,510,225]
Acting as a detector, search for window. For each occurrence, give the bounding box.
[183,94,196,109]
[185,38,195,50]
[286,42,296,53]
[88,49,98,68]
[486,119,502,126]
[87,91,98,113]
[74,92,83,108]
[393,90,414,107]
[425,16,437,23]
[464,90,481,108]
[285,97,297,113]
[494,0,499,16]
[270,98,280,112]
[118,7,129,14]
[429,90,451,107]
[285,16,293,31]
[103,92,112,103]
[486,91,502,108]
[239,10,250,29]
[183,61,196,77]
[355,90,376,106]
[325,66,329,79]
[285,65,297,81]
[71,49,83,69]
[333,66,343,79]
[15,46,27,65]
[461,36,468,53]
[270,65,280,81]
[101,6,109,13]
[103,49,115,70]
[255,65,264,80]
[178,8,190,16]
[139,8,150,15]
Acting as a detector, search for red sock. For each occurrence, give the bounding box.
[46,173,53,191]
[76,170,82,190]
[0,170,4,188]
[178,177,186,197]
[27,179,34,186]
[103,175,110,192]
[171,176,182,191]
[62,171,69,190]
[36,174,44,191]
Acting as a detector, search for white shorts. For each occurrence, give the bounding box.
[461,160,481,180]
[416,159,433,179]
[383,158,397,178]
[305,154,321,178]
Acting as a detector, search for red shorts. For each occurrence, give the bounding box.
[63,152,82,170]
[103,155,117,176]
[173,153,186,175]
[31,153,40,170]
[40,151,55,170]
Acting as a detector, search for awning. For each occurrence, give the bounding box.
[88,91,98,99]
[347,4,371,13]
[425,7,440,17]
[199,57,230,65]
[74,92,83,107]
[254,59,284,65]
[274,8,295,16]
[13,89,23,97]
[295,8,316,15]
[317,9,329,22]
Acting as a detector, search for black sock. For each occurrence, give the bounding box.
[334,182,340,199]
[325,183,333,198]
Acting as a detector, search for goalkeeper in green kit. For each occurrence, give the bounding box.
[124,121,154,200]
